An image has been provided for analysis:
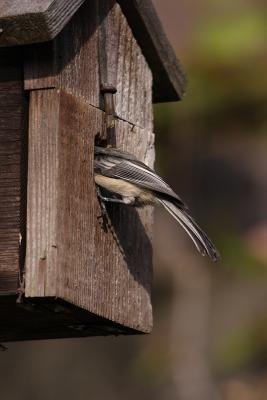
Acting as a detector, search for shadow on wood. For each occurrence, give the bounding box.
[103,203,153,295]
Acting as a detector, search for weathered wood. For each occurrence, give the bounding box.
[98,0,118,90]
[0,0,85,47]
[0,48,27,294]
[0,0,186,101]
[117,0,186,102]
[24,1,153,131]
[0,296,139,342]
[0,0,185,102]
[25,89,154,332]
[25,89,59,297]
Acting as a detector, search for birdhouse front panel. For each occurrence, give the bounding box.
[25,88,154,332]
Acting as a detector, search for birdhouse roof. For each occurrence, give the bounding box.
[0,0,186,102]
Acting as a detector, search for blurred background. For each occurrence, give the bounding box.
[1,0,267,399]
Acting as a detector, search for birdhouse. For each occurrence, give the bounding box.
[0,0,186,341]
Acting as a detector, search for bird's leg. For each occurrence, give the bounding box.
[96,186,126,204]
[100,196,126,204]
[96,186,127,235]
[95,186,110,232]
[95,186,126,255]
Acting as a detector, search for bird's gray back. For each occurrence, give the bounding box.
[94,147,186,208]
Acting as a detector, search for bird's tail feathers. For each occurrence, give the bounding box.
[158,199,220,262]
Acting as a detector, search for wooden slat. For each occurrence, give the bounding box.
[24,1,153,131]
[0,0,62,15]
[0,48,26,294]
[0,296,139,342]
[0,0,85,47]
[25,89,60,297]
[25,89,153,333]
[115,2,153,131]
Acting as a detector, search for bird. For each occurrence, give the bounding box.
[94,145,220,262]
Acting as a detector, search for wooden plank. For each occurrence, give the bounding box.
[114,2,153,131]
[24,1,153,131]
[0,0,61,16]
[23,41,59,90]
[0,0,85,47]
[57,93,154,331]
[25,89,153,333]
[0,48,27,295]
[25,89,60,297]
[117,0,186,102]
[0,296,139,342]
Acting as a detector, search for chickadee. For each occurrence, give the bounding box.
[94,146,220,262]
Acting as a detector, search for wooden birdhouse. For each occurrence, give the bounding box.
[0,0,186,341]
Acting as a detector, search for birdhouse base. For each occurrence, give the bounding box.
[0,296,140,342]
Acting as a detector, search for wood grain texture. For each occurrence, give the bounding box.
[25,89,154,332]
[25,89,60,297]
[117,0,187,102]
[1,0,185,102]
[0,0,85,47]
[24,0,153,131]
[0,0,64,15]
[0,297,140,342]
[0,48,27,294]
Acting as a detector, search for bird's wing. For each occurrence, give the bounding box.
[94,148,186,208]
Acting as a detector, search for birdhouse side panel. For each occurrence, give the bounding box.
[0,48,27,295]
